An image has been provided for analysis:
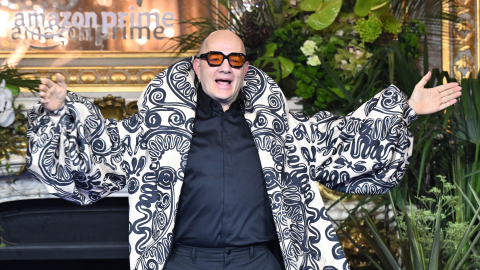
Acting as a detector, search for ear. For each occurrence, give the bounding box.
[193,58,201,78]
[243,61,249,77]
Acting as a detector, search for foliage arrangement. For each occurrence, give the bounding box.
[332,175,480,270]
[169,0,434,116]
[0,66,39,176]
[0,66,38,249]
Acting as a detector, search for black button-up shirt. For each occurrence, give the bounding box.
[173,86,277,248]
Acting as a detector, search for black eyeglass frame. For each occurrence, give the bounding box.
[197,51,247,68]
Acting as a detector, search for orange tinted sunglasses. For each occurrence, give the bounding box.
[198,51,247,68]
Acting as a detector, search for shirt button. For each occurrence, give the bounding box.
[226,249,231,255]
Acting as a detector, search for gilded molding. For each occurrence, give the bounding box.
[443,1,451,78]
[478,0,480,72]
[93,95,139,121]
[17,66,169,92]
[443,0,477,81]
[0,51,196,59]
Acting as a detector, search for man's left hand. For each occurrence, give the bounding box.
[408,71,462,115]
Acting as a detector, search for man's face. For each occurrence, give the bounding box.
[193,31,249,111]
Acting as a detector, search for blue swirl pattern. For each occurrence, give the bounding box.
[27,57,417,270]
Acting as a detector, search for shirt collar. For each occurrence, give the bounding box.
[197,85,244,116]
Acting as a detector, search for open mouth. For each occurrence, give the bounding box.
[215,79,232,85]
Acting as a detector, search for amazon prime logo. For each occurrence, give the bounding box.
[10,6,175,50]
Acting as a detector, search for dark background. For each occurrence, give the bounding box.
[0,197,130,270]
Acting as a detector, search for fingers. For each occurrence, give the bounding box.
[416,71,432,89]
[39,75,62,101]
[439,85,462,97]
[437,82,461,93]
[55,73,67,89]
[40,74,66,93]
[40,78,57,88]
[440,90,462,104]
[38,90,49,104]
[438,98,458,111]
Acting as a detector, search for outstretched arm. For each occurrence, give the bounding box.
[310,74,461,194]
[408,71,462,115]
[27,74,129,205]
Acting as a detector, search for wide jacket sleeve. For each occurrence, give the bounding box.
[26,92,130,205]
[310,85,418,194]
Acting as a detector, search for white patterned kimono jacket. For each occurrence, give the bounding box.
[26,57,417,270]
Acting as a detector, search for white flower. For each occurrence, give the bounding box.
[354,49,364,58]
[301,40,317,56]
[336,29,344,36]
[341,60,348,65]
[307,54,321,66]
[346,46,355,53]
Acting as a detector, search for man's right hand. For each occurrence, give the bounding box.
[39,73,67,112]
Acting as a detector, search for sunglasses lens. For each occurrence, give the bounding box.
[229,54,245,67]
[203,52,246,67]
[207,53,224,66]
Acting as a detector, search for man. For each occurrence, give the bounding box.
[27,30,461,270]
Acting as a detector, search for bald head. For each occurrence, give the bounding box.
[193,29,249,112]
[199,30,246,55]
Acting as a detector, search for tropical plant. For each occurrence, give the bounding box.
[334,176,480,270]
[0,65,39,176]
[444,75,480,223]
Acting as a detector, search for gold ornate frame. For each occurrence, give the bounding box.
[1,51,196,93]
[442,0,479,81]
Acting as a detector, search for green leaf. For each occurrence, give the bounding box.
[427,206,442,269]
[270,0,283,13]
[472,79,480,128]
[370,1,391,17]
[454,225,480,270]
[278,56,294,78]
[446,196,480,270]
[354,0,390,17]
[307,0,342,30]
[388,52,394,85]
[331,87,345,99]
[469,184,480,206]
[264,43,278,57]
[417,136,434,195]
[319,55,353,102]
[253,57,281,83]
[454,183,480,223]
[371,0,390,10]
[334,221,385,270]
[0,241,5,248]
[5,84,19,96]
[354,0,372,17]
[343,205,394,268]
[299,0,323,12]
[360,210,402,269]
[406,200,426,269]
